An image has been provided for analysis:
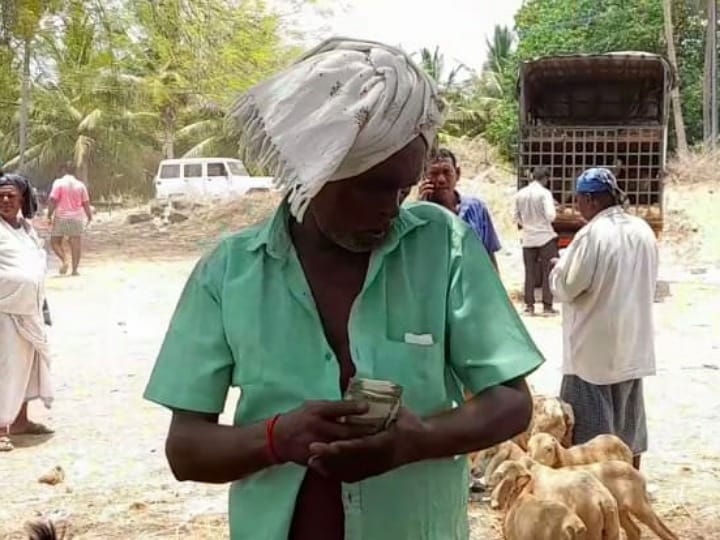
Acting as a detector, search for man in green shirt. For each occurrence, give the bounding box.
[144,38,543,540]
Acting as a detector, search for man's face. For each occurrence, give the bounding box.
[426,158,459,191]
[576,193,597,222]
[0,185,21,222]
[308,137,427,252]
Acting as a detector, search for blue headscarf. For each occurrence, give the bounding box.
[0,173,39,218]
[576,167,626,202]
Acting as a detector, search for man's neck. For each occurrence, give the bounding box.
[289,214,368,263]
[1,215,21,229]
[433,190,460,214]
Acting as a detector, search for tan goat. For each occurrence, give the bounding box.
[490,460,621,540]
[473,440,525,485]
[528,433,633,468]
[469,395,574,481]
[567,461,678,540]
[492,469,587,540]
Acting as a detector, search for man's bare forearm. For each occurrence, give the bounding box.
[165,411,271,484]
[407,379,532,463]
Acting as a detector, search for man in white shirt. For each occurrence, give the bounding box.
[514,167,558,315]
[550,168,658,470]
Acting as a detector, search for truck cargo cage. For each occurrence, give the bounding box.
[518,126,665,230]
[517,53,673,240]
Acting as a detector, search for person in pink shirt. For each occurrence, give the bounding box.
[47,162,93,276]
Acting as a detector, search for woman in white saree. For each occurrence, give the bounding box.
[0,173,53,452]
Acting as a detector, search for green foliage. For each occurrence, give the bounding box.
[482,0,712,160]
[0,0,302,197]
[420,26,516,144]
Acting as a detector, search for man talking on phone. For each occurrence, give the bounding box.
[144,38,543,540]
[419,147,502,270]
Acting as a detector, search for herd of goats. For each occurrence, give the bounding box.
[469,394,677,540]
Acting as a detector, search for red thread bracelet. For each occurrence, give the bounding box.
[265,414,282,464]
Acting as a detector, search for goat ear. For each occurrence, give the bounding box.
[491,478,511,510]
[553,439,561,463]
[518,472,532,491]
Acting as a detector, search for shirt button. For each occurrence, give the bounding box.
[324,352,332,361]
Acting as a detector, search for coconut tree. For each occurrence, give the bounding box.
[484,25,515,76]
[4,3,154,190]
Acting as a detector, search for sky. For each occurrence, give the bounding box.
[298,0,524,73]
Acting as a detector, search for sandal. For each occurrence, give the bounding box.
[0,436,14,452]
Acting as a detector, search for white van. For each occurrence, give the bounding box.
[154,157,274,199]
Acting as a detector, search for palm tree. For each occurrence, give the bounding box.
[484,25,515,76]
[176,102,237,158]
[4,5,154,191]
[416,46,467,94]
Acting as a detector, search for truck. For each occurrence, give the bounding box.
[517,52,674,248]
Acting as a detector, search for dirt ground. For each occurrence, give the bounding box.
[1,183,719,539]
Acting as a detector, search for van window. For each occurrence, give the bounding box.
[207,162,228,177]
[184,164,202,177]
[160,164,180,179]
[228,162,248,176]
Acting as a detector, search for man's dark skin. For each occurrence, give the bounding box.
[164,138,533,538]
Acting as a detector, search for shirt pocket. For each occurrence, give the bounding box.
[370,338,447,415]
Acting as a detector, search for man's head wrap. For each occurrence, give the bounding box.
[576,167,627,203]
[0,173,39,218]
[227,37,444,220]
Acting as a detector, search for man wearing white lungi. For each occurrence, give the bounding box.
[0,173,54,452]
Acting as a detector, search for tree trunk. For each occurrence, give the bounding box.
[78,159,89,184]
[162,107,175,159]
[18,36,30,168]
[710,0,718,147]
[663,0,689,155]
[162,130,175,159]
[705,10,712,143]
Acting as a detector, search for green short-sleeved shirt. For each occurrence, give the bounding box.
[144,201,544,540]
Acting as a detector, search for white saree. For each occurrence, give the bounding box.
[0,217,52,428]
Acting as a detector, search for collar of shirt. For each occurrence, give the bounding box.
[245,199,428,260]
[589,205,624,223]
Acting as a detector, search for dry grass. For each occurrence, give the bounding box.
[666,148,720,185]
[75,192,281,262]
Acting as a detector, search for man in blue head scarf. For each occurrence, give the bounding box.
[549,167,658,471]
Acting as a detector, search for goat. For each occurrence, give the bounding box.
[491,459,621,540]
[492,468,587,540]
[528,433,633,468]
[473,440,525,486]
[531,395,575,448]
[567,461,678,540]
[469,395,574,482]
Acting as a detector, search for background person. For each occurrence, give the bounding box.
[0,173,54,452]
[47,162,93,276]
[419,148,502,270]
[514,166,558,315]
[550,167,658,470]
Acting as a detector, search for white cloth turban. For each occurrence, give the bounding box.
[227,37,445,220]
